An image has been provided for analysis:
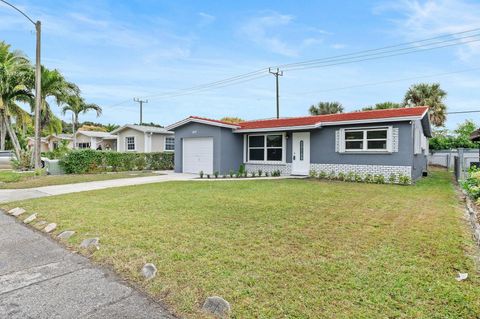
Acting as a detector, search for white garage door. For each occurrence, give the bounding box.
[183,137,214,174]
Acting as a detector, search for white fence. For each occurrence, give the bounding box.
[429,149,480,180]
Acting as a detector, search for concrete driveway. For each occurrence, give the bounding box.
[0,212,175,318]
[0,171,196,203]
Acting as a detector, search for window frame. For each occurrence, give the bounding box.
[246,133,286,164]
[77,142,91,149]
[342,126,392,153]
[125,136,136,151]
[164,136,175,151]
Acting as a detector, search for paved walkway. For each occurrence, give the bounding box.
[0,172,196,203]
[0,212,175,319]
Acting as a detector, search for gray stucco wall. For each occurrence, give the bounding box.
[173,122,243,174]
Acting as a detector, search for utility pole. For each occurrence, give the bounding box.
[133,98,148,124]
[269,68,283,118]
[0,1,42,168]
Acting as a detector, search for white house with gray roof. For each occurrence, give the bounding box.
[110,124,174,153]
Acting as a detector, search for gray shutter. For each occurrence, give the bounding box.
[335,130,340,152]
[392,128,399,152]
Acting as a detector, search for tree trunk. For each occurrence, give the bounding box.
[0,112,6,151]
[4,115,21,161]
[72,113,77,149]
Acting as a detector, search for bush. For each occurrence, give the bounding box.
[11,150,32,171]
[251,171,256,177]
[328,171,336,180]
[258,169,262,177]
[346,172,355,182]
[199,171,204,178]
[318,171,327,179]
[229,170,234,178]
[389,173,397,184]
[398,174,411,185]
[374,174,385,184]
[354,173,363,183]
[214,171,219,178]
[337,172,346,181]
[60,150,174,174]
[364,174,374,183]
[265,171,269,177]
[309,169,317,178]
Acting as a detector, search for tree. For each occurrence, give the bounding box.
[0,41,33,159]
[104,123,120,132]
[428,120,479,150]
[33,66,79,135]
[362,102,402,111]
[220,117,244,124]
[61,94,101,148]
[309,102,344,115]
[404,83,447,126]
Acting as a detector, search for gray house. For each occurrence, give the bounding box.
[166,107,431,181]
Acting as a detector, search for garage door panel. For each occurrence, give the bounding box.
[183,138,213,174]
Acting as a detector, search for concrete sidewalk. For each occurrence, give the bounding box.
[0,212,175,319]
[0,171,196,203]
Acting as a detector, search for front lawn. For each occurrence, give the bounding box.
[0,170,158,189]
[6,170,480,318]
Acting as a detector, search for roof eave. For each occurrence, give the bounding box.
[166,118,240,131]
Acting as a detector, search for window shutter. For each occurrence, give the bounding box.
[392,127,399,152]
[335,129,345,153]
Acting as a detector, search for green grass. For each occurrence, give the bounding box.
[0,170,158,189]
[6,170,480,318]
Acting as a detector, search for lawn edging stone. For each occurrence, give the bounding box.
[462,189,480,247]
[141,263,157,280]
[43,223,57,233]
[23,213,37,224]
[9,207,25,217]
[202,296,231,318]
[80,237,100,250]
[57,230,75,240]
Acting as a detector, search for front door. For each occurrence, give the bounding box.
[292,132,310,175]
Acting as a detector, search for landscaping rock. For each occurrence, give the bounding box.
[23,213,37,224]
[43,223,57,233]
[456,272,468,281]
[141,263,157,280]
[9,207,26,217]
[57,230,75,240]
[202,296,231,318]
[80,237,100,250]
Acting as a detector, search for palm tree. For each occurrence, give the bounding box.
[32,66,79,135]
[61,94,102,148]
[0,41,33,159]
[403,83,447,126]
[362,102,402,111]
[309,102,344,115]
[104,123,120,132]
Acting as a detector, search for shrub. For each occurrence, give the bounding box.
[398,174,411,185]
[354,173,363,183]
[374,174,385,184]
[346,172,355,182]
[214,171,219,178]
[258,169,262,177]
[337,172,346,181]
[238,164,245,175]
[229,170,234,178]
[318,171,327,179]
[11,150,32,171]
[59,150,174,174]
[328,171,336,180]
[265,171,269,177]
[309,169,317,178]
[251,171,256,177]
[243,170,248,178]
[199,171,204,178]
[364,174,374,183]
[206,174,210,179]
[389,173,397,184]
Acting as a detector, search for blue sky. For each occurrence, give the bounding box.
[1,0,480,130]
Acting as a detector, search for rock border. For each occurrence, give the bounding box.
[462,189,480,246]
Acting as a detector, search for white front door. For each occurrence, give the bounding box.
[292,132,310,175]
[183,137,214,174]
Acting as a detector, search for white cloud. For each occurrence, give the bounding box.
[198,12,215,27]
[239,12,327,57]
[375,0,480,60]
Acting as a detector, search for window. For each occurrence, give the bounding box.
[52,142,58,150]
[165,137,175,151]
[77,142,90,149]
[248,134,284,162]
[126,137,135,151]
[344,128,389,152]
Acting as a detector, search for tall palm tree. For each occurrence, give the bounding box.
[362,102,402,111]
[61,94,102,148]
[403,83,447,126]
[0,41,33,159]
[309,102,344,115]
[32,66,79,135]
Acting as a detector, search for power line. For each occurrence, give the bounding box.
[105,28,480,106]
[268,68,283,118]
[447,110,480,114]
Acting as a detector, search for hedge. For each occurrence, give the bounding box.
[60,149,174,174]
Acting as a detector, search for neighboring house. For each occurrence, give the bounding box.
[27,134,73,152]
[166,107,431,181]
[75,130,117,150]
[110,124,174,153]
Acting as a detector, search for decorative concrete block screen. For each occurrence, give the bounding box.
[310,163,411,181]
[245,163,292,175]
